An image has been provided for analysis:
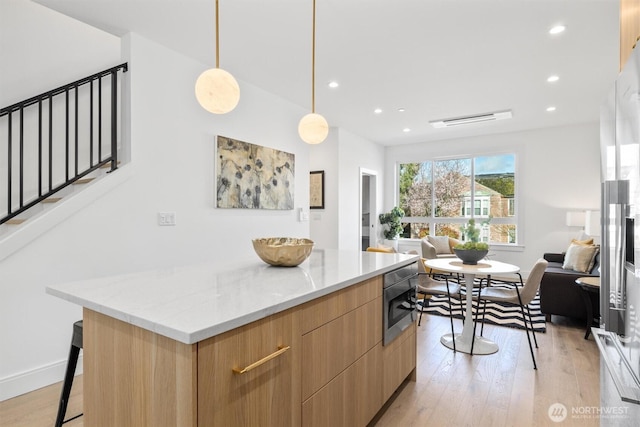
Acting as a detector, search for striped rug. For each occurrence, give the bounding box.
[418,283,546,333]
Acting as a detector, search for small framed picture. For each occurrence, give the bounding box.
[310,170,325,209]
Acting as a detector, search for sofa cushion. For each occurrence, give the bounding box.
[562,243,599,273]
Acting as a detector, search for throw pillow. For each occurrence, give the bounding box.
[571,238,594,246]
[427,235,452,254]
[563,243,599,273]
[366,246,395,253]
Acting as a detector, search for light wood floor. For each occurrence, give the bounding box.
[371,315,600,427]
[0,315,598,427]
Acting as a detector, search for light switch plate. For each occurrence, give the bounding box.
[158,212,176,226]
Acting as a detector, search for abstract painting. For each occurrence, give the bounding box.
[216,136,295,209]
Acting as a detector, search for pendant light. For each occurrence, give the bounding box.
[298,0,329,144]
[195,0,240,114]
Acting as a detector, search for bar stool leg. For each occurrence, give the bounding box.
[55,321,83,427]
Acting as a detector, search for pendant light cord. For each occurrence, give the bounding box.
[215,0,220,68]
[311,0,316,114]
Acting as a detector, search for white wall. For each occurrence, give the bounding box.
[309,127,385,252]
[309,129,339,249]
[0,2,313,400]
[337,128,386,252]
[0,0,121,106]
[385,123,601,272]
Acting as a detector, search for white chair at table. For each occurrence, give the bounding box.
[472,258,548,369]
[416,258,463,352]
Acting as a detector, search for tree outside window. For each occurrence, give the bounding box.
[399,154,517,244]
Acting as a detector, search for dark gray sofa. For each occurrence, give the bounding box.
[539,252,600,322]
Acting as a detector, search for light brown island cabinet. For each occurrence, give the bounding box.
[82,273,417,427]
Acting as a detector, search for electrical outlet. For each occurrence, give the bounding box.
[158,212,176,226]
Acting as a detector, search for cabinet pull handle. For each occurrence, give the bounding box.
[232,345,291,374]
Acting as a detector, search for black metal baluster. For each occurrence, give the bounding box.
[7,112,12,216]
[98,78,102,161]
[111,70,118,171]
[49,95,53,192]
[90,79,94,167]
[38,99,42,197]
[65,89,69,181]
[74,84,79,177]
[19,108,24,208]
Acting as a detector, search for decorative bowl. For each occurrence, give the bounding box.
[453,248,488,265]
[252,237,314,267]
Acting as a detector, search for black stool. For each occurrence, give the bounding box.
[55,320,83,427]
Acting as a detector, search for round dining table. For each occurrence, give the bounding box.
[423,257,520,355]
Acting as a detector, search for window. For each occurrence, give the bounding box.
[399,154,517,245]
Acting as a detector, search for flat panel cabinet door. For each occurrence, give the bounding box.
[197,310,301,427]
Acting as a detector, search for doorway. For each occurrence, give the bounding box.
[360,169,378,251]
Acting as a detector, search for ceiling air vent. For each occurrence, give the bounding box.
[429,110,512,128]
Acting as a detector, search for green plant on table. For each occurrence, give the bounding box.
[454,217,491,250]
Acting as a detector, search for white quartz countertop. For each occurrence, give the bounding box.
[46,249,418,344]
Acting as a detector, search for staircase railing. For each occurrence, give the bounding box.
[0,63,128,225]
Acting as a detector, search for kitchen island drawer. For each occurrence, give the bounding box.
[301,275,381,334]
[197,309,302,427]
[302,342,383,427]
[301,296,382,400]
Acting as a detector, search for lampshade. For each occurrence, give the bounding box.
[195,0,239,114]
[195,68,240,114]
[298,113,329,144]
[585,210,601,236]
[298,0,328,144]
[566,211,586,227]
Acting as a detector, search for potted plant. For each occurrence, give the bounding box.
[453,218,490,265]
[379,206,405,249]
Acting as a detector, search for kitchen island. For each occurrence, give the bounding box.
[47,249,419,427]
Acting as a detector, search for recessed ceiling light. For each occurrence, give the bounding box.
[403,128,411,133]
[374,108,383,114]
[547,75,559,83]
[328,81,339,88]
[546,106,557,112]
[398,108,405,113]
[549,25,566,35]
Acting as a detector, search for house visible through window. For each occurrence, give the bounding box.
[399,154,517,245]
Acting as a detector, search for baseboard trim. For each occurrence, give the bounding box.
[0,355,83,402]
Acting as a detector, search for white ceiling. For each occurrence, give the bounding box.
[35,0,620,146]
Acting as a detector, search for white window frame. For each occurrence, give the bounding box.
[397,152,521,248]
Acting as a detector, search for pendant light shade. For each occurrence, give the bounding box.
[298,0,328,144]
[298,113,328,144]
[195,0,239,114]
[195,68,239,114]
